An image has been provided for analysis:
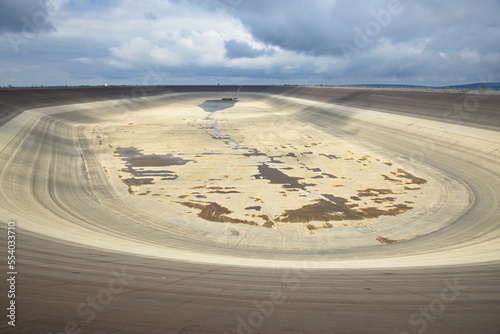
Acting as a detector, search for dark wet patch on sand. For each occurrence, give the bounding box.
[243,151,267,157]
[254,164,307,190]
[115,147,192,177]
[115,147,192,191]
[382,174,399,182]
[320,154,341,159]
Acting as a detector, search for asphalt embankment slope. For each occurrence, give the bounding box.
[1,85,499,128]
[0,86,499,333]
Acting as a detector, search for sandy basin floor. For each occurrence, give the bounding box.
[81,93,469,251]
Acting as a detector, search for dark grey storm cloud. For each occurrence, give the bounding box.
[224,39,274,59]
[230,0,500,58]
[0,0,57,33]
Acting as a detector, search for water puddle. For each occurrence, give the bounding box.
[198,99,237,112]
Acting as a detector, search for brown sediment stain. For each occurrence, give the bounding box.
[207,190,241,194]
[307,224,316,230]
[276,194,413,223]
[376,235,405,244]
[259,215,274,228]
[361,204,413,217]
[312,175,324,179]
[393,168,427,184]
[307,222,334,231]
[245,206,262,211]
[276,197,363,223]
[357,188,395,197]
[384,162,393,166]
[371,197,397,203]
[322,172,337,179]
[263,222,274,228]
[404,186,421,190]
[177,201,259,226]
[121,178,154,194]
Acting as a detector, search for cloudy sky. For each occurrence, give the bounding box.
[1,0,499,87]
